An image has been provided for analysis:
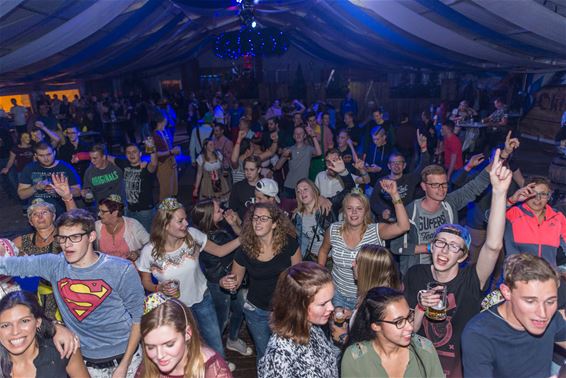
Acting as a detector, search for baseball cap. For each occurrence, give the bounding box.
[256,178,280,203]
[433,224,471,250]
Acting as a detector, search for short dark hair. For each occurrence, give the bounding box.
[444,120,455,130]
[33,142,52,153]
[125,143,140,151]
[55,209,96,234]
[99,197,125,217]
[90,144,107,156]
[524,175,552,191]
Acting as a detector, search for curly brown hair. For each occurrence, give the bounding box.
[240,203,296,259]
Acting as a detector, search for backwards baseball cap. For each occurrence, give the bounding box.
[255,178,280,203]
[433,224,471,250]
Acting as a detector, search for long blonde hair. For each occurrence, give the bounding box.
[294,178,320,215]
[150,206,196,260]
[141,299,205,378]
[355,244,402,302]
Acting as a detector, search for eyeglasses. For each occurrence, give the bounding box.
[376,309,415,329]
[252,215,272,223]
[54,232,89,244]
[426,182,449,189]
[432,239,464,253]
[533,191,551,200]
[98,209,111,214]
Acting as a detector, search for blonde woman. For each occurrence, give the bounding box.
[137,293,232,378]
[318,182,409,310]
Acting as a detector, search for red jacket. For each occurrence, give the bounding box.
[505,203,566,268]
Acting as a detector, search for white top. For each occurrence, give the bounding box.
[315,171,359,198]
[196,153,223,172]
[329,222,383,300]
[10,105,27,126]
[137,227,208,306]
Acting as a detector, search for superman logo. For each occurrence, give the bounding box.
[58,278,112,321]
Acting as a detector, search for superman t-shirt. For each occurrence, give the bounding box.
[0,252,144,360]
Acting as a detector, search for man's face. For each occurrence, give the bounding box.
[213,126,223,139]
[430,232,467,273]
[495,100,503,109]
[307,116,316,127]
[244,162,260,183]
[337,132,348,147]
[388,156,406,175]
[372,130,386,146]
[441,125,449,137]
[322,114,330,126]
[89,151,106,169]
[65,128,79,143]
[421,173,449,201]
[501,279,558,335]
[35,148,55,167]
[56,225,95,267]
[325,153,340,177]
[373,111,383,123]
[267,119,277,132]
[39,104,49,115]
[526,183,551,213]
[344,114,353,125]
[125,146,141,165]
[293,127,306,143]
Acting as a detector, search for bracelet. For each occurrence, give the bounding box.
[392,198,403,205]
[507,197,516,205]
[62,196,73,202]
[416,303,426,312]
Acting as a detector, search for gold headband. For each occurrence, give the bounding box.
[158,197,183,211]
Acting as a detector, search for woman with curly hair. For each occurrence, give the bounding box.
[318,180,410,311]
[136,198,240,369]
[220,203,301,360]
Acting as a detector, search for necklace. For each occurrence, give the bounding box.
[36,228,55,243]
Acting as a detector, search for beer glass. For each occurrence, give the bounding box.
[425,282,447,321]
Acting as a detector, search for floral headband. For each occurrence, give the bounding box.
[106,194,122,204]
[158,197,183,211]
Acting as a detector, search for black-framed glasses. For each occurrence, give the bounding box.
[98,209,111,214]
[376,309,415,329]
[433,239,464,253]
[425,182,449,189]
[252,215,272,223]
[54,232,89,244]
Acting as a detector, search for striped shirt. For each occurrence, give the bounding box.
[330,222,384,298]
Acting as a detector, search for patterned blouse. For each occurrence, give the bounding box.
[258,326,338,378]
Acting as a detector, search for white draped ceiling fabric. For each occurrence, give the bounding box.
[0,0,564,88]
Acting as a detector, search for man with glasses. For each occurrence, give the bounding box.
[0,208,144,377]
[505,176,566,270]
[391,157,493,275]
[370,131,429,222]
[403,150,511,378]
[18,142,80,215]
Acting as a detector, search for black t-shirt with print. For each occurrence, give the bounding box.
[404,264,484,378]
[235,234,298,311]
[115,158,156,211]
[229,179,256,219]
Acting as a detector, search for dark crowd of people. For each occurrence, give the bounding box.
[0,89,565,378]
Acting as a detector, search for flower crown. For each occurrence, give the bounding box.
[158,197,183,211]
[350,185,364,195]
[106,194,122,203]
[143,292,170,315]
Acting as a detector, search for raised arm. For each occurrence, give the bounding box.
[203,237,241,257]
[378,179,410,240]
[476,149,512,288]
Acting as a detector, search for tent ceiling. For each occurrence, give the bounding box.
[0,0,564,88]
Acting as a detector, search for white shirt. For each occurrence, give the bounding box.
[10,105,27,126]
[137,228,208,306]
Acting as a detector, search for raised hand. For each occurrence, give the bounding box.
[417,129,428,151]
[489,149,512,193]
[305,125,315,137]
[353,154,366,172]
[379,178,398,195]
[326,156,346,174]
[223,209,241,226]
[237,129,247,143]
[509,183,537,204]
[465,153,485,170]
[48,173,72,199]
[503,131,520,155]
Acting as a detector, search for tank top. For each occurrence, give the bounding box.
[329,222,383,298]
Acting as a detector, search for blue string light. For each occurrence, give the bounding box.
[215,27,289,60]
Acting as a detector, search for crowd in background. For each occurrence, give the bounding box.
[0,87,564,378]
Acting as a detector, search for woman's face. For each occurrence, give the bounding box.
[98,204,119,225]
[337,132,348,147]
[252,207,275,238]
[29,206,55,230]
[166,209,189,239]
[212,201,224,224]
[344,197,366,228]
[376,299,414,348]
[296,182,315,206]
[526,183,551,213]
[205,141,215,153]
[307,283,335,325]
[0,304,41,356]
[144,325,188,376]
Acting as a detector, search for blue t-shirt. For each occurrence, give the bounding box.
[19,160,80,215]
[462,305,566,378]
